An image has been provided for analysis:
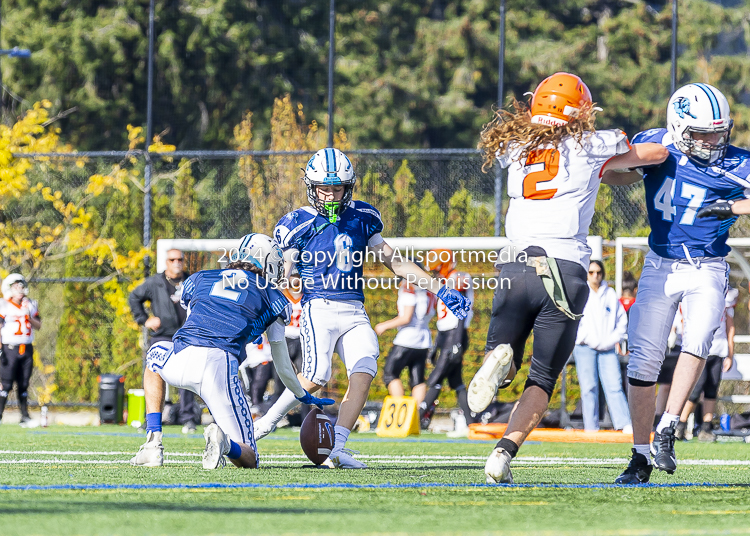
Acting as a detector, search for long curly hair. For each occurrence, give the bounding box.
[479,98,598,172]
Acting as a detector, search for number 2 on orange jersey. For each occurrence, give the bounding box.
[523,149,560,200]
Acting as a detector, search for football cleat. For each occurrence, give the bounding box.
[615,449,653,484]
[253,415,276,440]
[323,448,367,469]
[130,430,164,467]
[182,422,197,434]
[484,447,514,484]
[651,422,677,474]
[202,423,230,469]
[468,344,514,413]
[674,421,687,441]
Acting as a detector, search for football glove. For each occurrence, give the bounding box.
[251,335,263,345]
[437,286,471,320]
[296,390,335,410]
[697,199,735,220]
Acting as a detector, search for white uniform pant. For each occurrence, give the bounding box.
[299,299,379,385]
[627,251,728,383]
[146,342,258,464]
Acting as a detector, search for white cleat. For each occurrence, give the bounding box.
[130,431,164,467]
[202,423,230,469]
[468,344,514,413]
[253,416,275,441]
[323,448,367,469]
[484,447,514,484]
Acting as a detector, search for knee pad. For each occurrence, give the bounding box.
[350,356,377,378]
[628,377,655,388]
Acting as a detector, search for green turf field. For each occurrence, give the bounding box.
[1,425,750,536]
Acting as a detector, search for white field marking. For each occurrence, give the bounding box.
[2,452,750,466]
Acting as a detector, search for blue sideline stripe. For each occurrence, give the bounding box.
[694,83,720,120]
[0,482,743,492]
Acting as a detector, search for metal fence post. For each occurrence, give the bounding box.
[327,0,335,148]
[494,0,506,237]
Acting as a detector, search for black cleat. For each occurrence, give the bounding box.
[674,421,687,441]
[615,449,653,484]
[651,422,677,474]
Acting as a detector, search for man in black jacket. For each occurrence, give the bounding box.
[128,249,200,432]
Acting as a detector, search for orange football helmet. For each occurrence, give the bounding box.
[530,72,592,127]
[425,248,456,279]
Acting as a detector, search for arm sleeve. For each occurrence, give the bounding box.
[267,319,306,398]
[128,281,151,325]
[180,274,197,310]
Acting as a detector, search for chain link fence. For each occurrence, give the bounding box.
[3,150,679,409]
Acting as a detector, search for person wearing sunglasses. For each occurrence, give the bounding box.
[128,248,200,433]
[573,260,631,433]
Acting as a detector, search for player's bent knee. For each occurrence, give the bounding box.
[628,377,656,387]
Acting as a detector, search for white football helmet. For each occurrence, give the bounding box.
[302,148,356,223]
[234,233,285,285]
[666,83,733,165]
[2,273,28,300]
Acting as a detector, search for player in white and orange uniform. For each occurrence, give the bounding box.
[0,274,42,426]
[419,250,474,428]
[375,277,436,404]
[465,72,669,483]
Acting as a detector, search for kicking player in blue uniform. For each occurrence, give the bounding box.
[608,84,750,483]
[254,148,471,468]
[130,234,333,469]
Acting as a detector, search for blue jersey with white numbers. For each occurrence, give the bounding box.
[633,128,750,259]
[172,269,289,360]
[274,201,384,304]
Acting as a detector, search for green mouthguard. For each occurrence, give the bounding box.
[323,201,340,223]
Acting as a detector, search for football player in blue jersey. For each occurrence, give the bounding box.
[130,234,334,469]
[607,84,750,483]
[253,148,471,468]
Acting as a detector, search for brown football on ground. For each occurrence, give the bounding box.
[300,408,335,465]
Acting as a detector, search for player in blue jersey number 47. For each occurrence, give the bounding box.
[253,148,471,468]
[604,84,750,484]
[130,234,335,470]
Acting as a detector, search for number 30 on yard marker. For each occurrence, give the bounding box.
[375,396,421,437]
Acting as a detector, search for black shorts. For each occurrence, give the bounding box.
[1,343,34,395]
[484,253,588,396]
[689,354,723,402]
[425,326,468,390]
[657,350,680,384]
[383,345,429,386]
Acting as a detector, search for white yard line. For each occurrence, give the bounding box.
[1,451,750,466]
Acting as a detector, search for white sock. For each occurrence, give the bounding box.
[634,444,652,464]
[334,425,350,451]
[656,412,680,434]
[259,389,301,428]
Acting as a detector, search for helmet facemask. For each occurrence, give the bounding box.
[677,123,733,166]
[305,182,354,224]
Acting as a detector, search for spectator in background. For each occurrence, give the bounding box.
[620,271,638,314]
[573,260,631,432]
[0,274,42,427]
[676,287,739,441]
[128,248,200,433]
[375,272,436,405]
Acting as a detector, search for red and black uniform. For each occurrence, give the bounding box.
[0,298,40,421]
